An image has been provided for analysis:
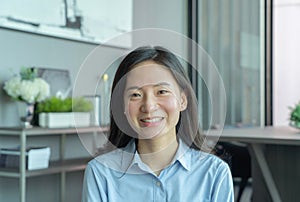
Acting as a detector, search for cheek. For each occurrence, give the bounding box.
[124,97,133,112]
[161,97,181,113]
[126,102,139,118]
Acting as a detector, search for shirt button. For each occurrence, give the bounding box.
[156,181,161,187]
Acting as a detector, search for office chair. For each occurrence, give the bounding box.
[216,142,251,202]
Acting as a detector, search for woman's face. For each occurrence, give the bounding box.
[123,61,187,140]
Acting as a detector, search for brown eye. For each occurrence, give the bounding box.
[129,92,142,99]
[132,93,141,97]
[158,90,169,95]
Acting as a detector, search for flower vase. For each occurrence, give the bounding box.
[17,102,34,128]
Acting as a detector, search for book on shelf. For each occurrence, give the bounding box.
[0,146,51,170]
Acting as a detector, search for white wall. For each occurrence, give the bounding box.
[133,0,187,33]
[273,0,300,125]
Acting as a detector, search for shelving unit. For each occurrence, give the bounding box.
[0,126,108,202]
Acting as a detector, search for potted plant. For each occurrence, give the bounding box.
[37,96,93,128]
[3,67,50,127]
[289,102,300,128]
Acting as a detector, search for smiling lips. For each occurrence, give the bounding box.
[139,117,164,127]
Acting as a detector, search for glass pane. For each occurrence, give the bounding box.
[197,0,265,129]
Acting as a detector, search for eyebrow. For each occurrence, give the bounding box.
[125,82,172,92]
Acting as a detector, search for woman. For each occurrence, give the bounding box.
[82,46,234,202]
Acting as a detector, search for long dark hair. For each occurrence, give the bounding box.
[106,46,207,152]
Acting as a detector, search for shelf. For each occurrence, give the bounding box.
[0,126,103,202]
[0,126,109,136]
[0,158,91,178]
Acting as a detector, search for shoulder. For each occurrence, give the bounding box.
[183,148,233,193]
[186,150,234,200]
[87,147,134,174]
[88,149,122,169]
[188,148,230,174]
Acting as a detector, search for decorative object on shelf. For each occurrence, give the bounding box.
[99,73,110,126]
[84,95,101,126]
[3,67,50,128]
[37,96,93,128]
[16,102,35,128]
[39,112,91,128]
[0,146,51,170]
[289,102,300,129]
[36,68,72,98]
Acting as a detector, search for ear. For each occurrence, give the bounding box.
[180,91,188,111]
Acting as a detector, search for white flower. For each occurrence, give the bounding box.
[35,78,50,102]
[19,80,39,103]
[3,76,21,98]
[3,76,50,103]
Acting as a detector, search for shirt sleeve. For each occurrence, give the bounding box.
[211,161,235,202]
[82,161,107,202]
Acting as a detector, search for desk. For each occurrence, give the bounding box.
[206,126,300,202]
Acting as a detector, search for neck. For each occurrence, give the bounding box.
[137,133,179,176]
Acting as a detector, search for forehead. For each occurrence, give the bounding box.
[126,61,178,87]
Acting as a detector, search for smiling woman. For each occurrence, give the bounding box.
[123,61,187,141]
[82,46,234,202]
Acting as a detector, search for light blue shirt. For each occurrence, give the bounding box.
[82,139,234,202]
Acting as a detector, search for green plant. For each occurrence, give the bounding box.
[289,102,300,123]
[20,67,38,81]
[73,97,93,112]
[37,96,93,113]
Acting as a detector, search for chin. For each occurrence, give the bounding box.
[136,130,162,139]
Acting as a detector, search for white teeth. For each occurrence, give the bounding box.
[141,118,162,123]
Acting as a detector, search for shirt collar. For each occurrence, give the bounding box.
[173,138,191,171]
[120,138,192,174]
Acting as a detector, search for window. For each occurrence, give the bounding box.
[192,0,265,129]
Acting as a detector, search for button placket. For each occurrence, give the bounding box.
[152,177,166,202]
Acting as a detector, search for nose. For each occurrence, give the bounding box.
[140,94,158,113]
